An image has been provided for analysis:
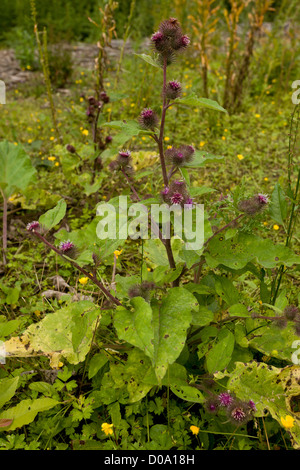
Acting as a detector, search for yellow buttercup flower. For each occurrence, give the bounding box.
[237,154,244,160]
[114,249,123,259]
[281,415,295,429]
[82,129,89,136]
[48,156,56,161]
[79,277,89,285]
[190,425,200,435]
[273,224,280,231]
[101,423,114,436]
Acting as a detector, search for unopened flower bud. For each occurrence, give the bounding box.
[100,91,109,103]
[66,144,76,154]
[283,305,299,321]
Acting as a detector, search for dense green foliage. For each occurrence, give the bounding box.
[0,1,300,452]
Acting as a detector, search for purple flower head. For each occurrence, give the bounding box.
[231,406,246,422]
[257,193,269,204]
[26,221,40,232]
[227,400,254,426]
[105,135,113,144]
[138,108,159,130]
[151,31,164,42]
[238,193,269,216]
[172,34,191,51]
[164,80,182,100]
[170,191,184,205]
[218,392,234,407]
[118,149,132,166]
[59,240,75,253]
[184,197,194,210]
[180,35,190,47]
[248,400,256,411]
[165,145,194,166]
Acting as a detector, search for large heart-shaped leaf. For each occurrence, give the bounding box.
[114,287,198,382]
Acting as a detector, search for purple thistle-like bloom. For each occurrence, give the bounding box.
[218,392,234,407]
[227,399,255,426]
[238,193,269,216]
[165,145,195,167]
[180,35,190,47]
[231,406,247,422]
[257,193,269,204]
[248,400,256,411]
[164,80,182,100]
[185,197,194,209]
[118,149,132,166]
[26,221,40,232]
[138,108,159,130]
[119,149,131,158]
[170,192,184,205]
[59,240,75,253]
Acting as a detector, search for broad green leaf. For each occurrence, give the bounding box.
[104,348,154,403]
[39,198,67,231]
[191,306,214,326]
[206,329,235,373]
[114,287,198,383]
[174,93,227,113]
[134,53,160,68]
[4,301,101,368]
[101,119,154,151]
[228,303,250,317]
[88,353,109,379]
[205,232,300,270]
[152,287,198,382]
[0,141,37,199]
[114,297,155,360]
[248,322,299,362]
[0,397,59,431]
[214,275,240,306]
[0,376,19,408]
[221,362,300,448]
[183,150,224,168]
[0,319,20,338]
[190,186,216,196]
[269,182,287,225]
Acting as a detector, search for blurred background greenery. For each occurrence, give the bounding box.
[0,0,295,44]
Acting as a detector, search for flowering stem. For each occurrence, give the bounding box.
[32,231,122,306]
[121,168,140,200]
[157,57,170,187]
